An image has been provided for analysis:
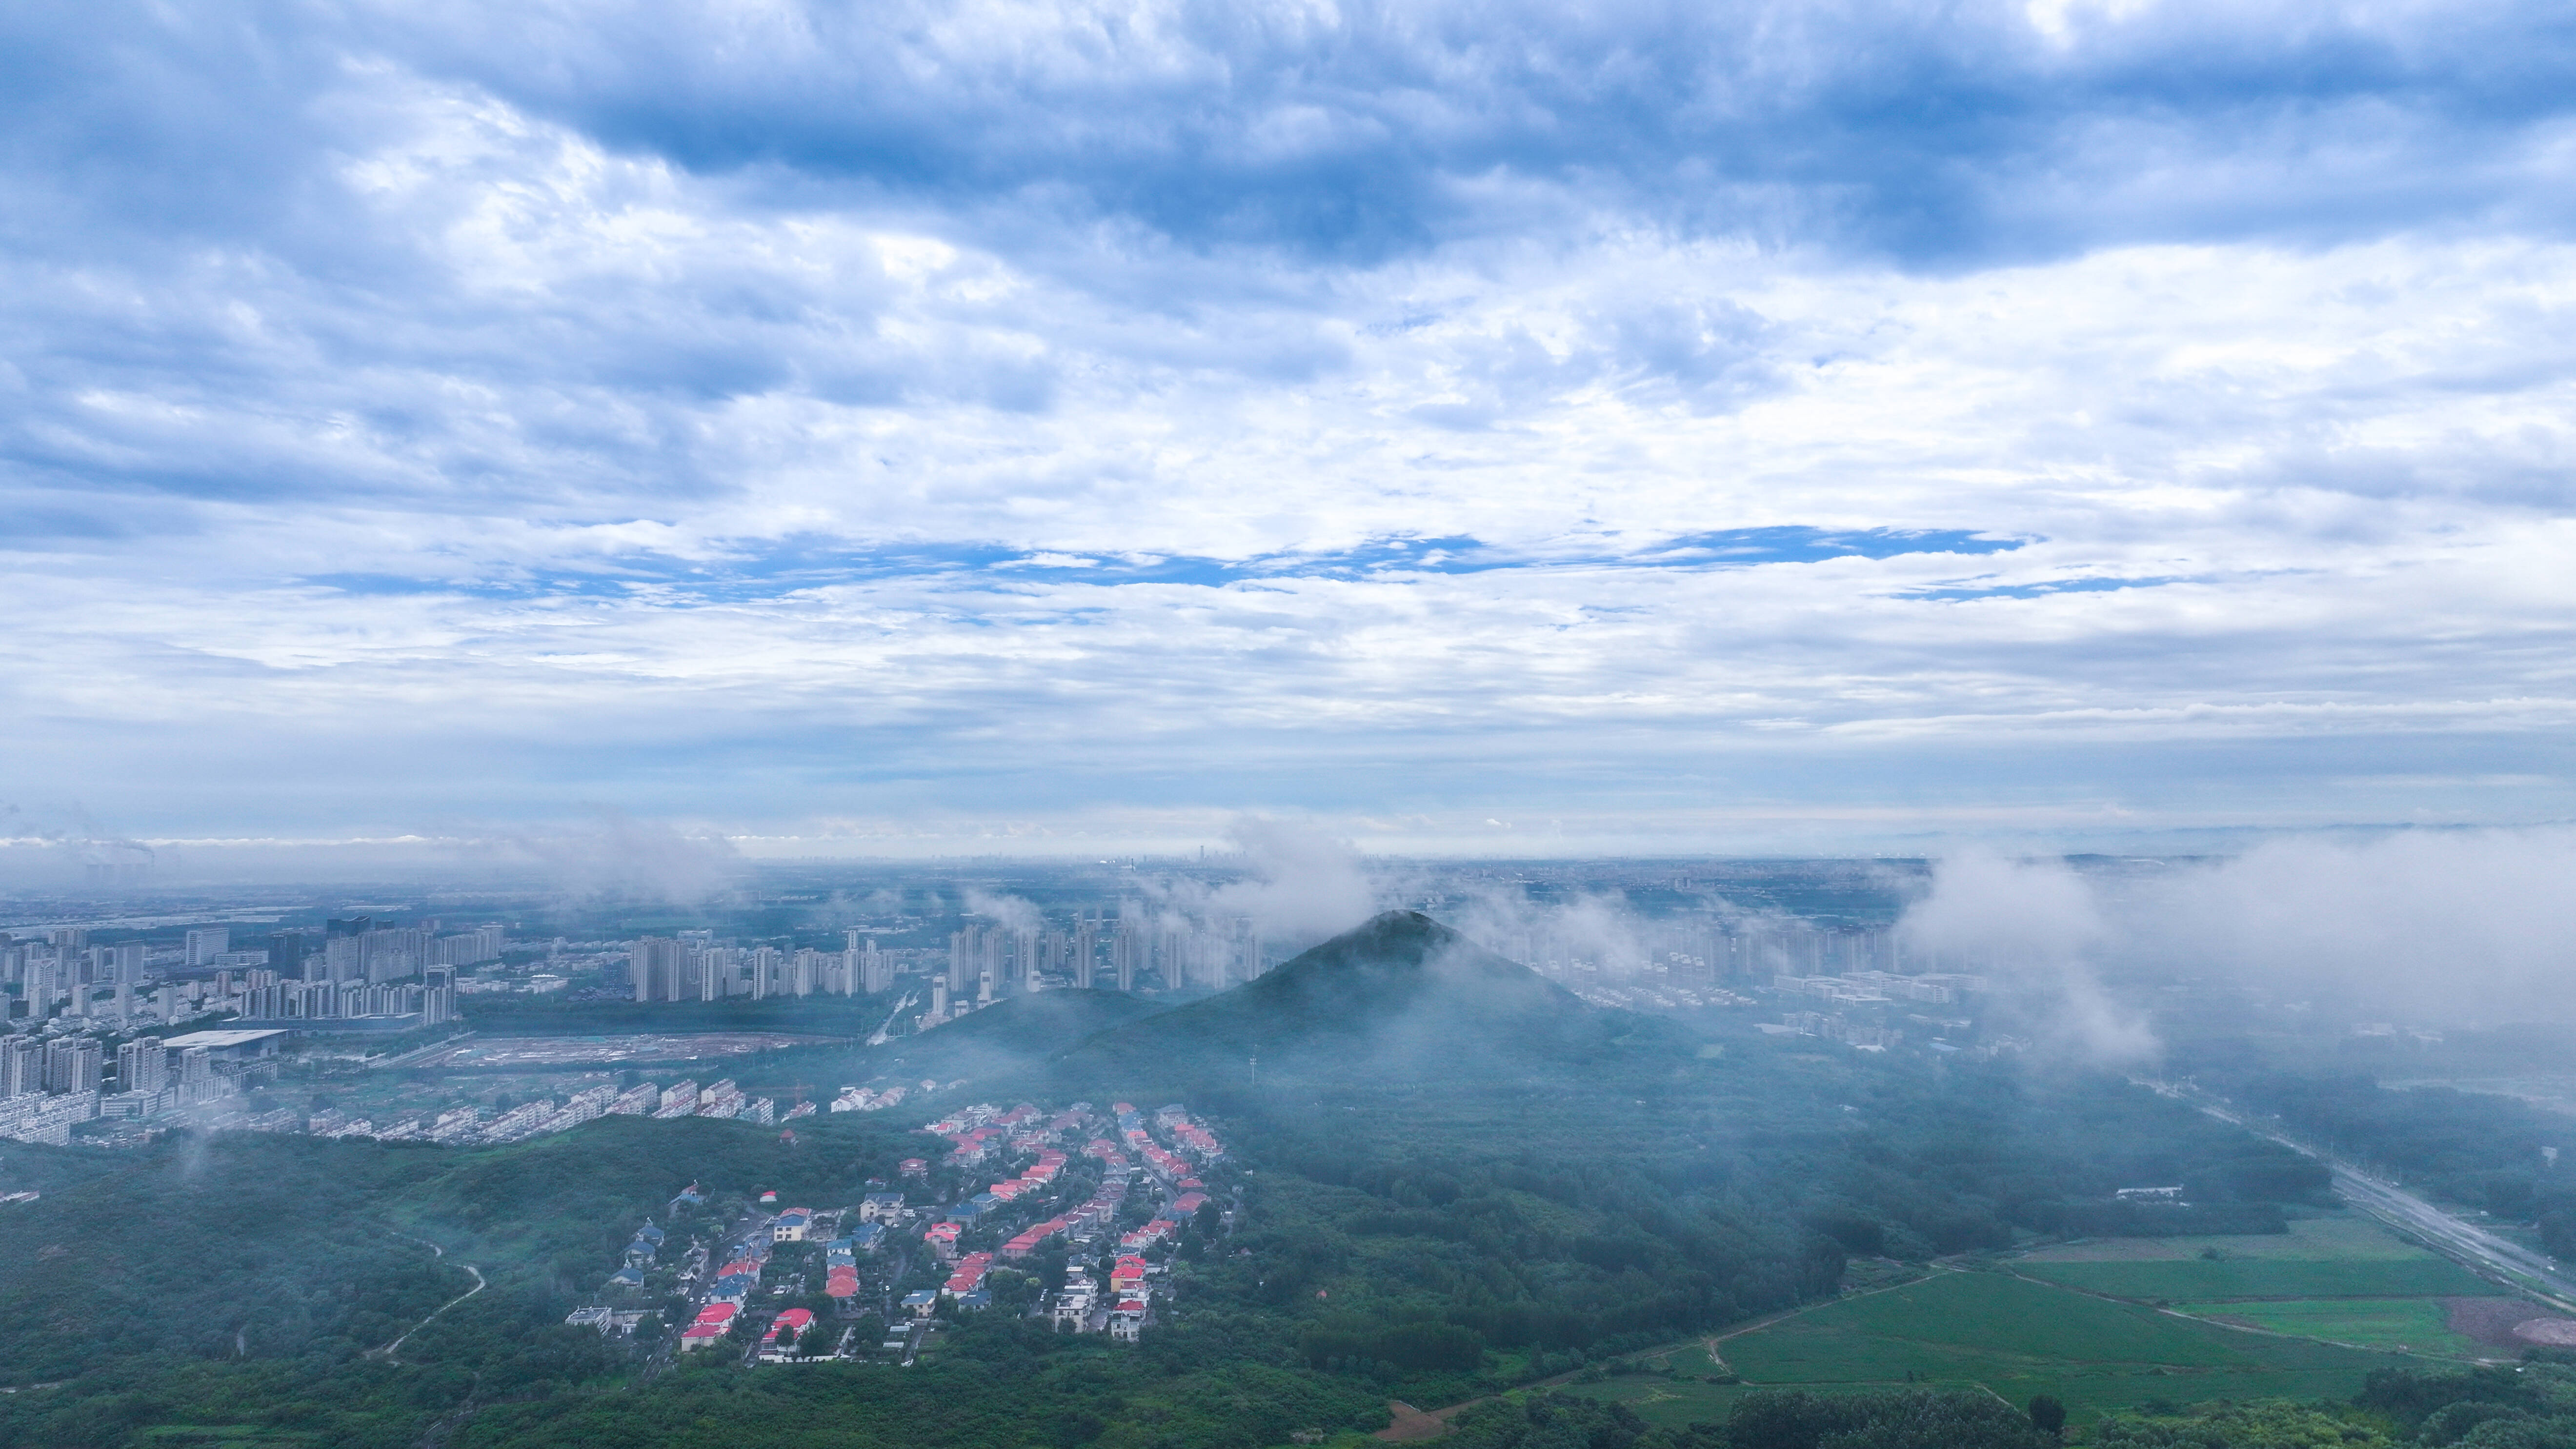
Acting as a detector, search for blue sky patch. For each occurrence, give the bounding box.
[297,527,2027,602]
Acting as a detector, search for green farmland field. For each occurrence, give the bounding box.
[2021,1217,2438,1263]
[2172,1297,2485,1357]
[1561,1270,2422,1428]
[2016,1256,2499,1300]
[2014,1215,2507,1301]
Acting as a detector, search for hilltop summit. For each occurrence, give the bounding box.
[1052,909,1636,1088]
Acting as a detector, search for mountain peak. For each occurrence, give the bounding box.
[1050,910,1606,1088]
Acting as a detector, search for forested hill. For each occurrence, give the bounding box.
[1048,910,1677,1092]
[872,987,1169,1085]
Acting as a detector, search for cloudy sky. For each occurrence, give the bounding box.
[5,0,2574,858]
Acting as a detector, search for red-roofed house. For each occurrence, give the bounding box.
[762,1307,816,1352]
[679,1301,738,1351]
[942,1250,995,1298]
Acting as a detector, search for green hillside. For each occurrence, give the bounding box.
[1051,910,1676,1091]
[872,987,1168,1085]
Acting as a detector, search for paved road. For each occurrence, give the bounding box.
[2157,1084,2576,1314]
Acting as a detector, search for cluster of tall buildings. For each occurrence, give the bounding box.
[629,930,895,1003]
[910,911,1262,1027]
[267,919,506,985]
[0,1028,250,1144]
[1,918,503,1031]
[614,907,1272,1029]
[948,912,1261,1001]
[234,912,504,1016]
[232,966,459,1026]
[3,928,188,1026]
[226,918,502,1026]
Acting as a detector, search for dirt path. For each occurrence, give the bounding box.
[376,1234,487,1363]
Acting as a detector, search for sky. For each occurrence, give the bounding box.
[5,0,2576,862]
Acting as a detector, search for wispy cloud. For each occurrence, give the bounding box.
[3,1,2574,842]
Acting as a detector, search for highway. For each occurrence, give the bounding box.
[2152,1082,2576,1315]
[867,991,917,1047]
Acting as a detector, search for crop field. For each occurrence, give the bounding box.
[2019,1217,2439,1263]
[2173,1297,2485,1356]
[2014,1214,2509,1301]
[1560,1269,2421,1428]
[2017,1255,2499,1300]
[2004,1211,2562,1361]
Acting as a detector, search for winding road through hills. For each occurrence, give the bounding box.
[376,1234,488,1363]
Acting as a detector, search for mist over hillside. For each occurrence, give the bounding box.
[11,858,2576,1449]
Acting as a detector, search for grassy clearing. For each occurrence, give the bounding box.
[2017,1256,2501,1300]
[2016,1213,2502,1300]
[2018,1216,2436,1264]
[2172,1297,2485,1357]
[1561,1270,2420,1428]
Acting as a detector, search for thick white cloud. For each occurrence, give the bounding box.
[2,0,2574,853]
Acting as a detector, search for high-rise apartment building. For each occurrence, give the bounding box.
[0,1037,43,1097]
[44,1037,102,1094]
[850,934,891,995]
[631,937,685,1003]
[185,927,230,966]
[269,929,311,977]
[1112,916,1147,992]
[1073,916,1098,989]
[177,1046,217,1102]
[428,925,506,968]
[363,926,424,984]
[117,1039,169,1097]
[423,966,456,1026]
